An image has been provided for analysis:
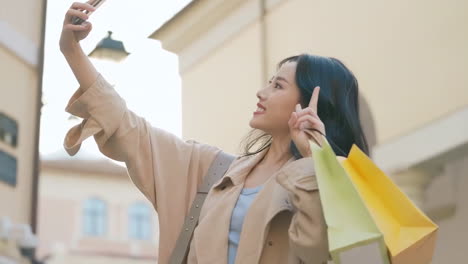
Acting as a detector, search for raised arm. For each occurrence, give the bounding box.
[58,4,225,255]
[59,1,99,90]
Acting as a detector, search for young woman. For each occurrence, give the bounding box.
[60,2,369,264]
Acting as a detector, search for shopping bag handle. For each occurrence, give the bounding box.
[304,128,325,148]
[306,131,346,157]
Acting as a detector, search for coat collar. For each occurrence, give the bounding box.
[213,147,297,190]
[213,148,268,189]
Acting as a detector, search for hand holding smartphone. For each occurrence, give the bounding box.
[72,0,106,25]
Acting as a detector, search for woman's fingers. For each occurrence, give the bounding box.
[295,107,318,119]
[309,86,320,112]
[295,115,324,131]
[288,112,298,128]
[71,1,97,12]
[295,104,302,113]
[292,103,324,134]
[64,21,91,31]
[65,9,90,24]
[64,2,96,24]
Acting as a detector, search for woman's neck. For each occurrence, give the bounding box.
[261,134,293,166]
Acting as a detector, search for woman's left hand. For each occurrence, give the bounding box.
[288,86,326,157]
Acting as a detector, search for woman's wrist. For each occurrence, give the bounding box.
[60,42,82,57]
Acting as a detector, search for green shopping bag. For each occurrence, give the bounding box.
[310,136,390,264]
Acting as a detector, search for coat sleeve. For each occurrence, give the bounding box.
[276,158,329,264]
[63,74,220,214]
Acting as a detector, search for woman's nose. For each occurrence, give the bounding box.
[256,87,267,100]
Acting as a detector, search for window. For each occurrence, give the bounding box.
[0,150,16,186]
[83,198,107,236]
[128,202,152,240]
[0,112,18,148]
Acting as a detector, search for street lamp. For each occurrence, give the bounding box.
[88,31,130,62]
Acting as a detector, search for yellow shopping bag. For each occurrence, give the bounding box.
[341,145,438,264]
[310,137,390,264]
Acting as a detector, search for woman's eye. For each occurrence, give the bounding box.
[274,83,282,89]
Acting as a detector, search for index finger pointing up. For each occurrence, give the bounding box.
[309,86,320,112]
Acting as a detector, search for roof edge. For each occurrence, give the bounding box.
[148,0,248,53]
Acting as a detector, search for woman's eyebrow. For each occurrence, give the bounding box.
[276,76,290,84]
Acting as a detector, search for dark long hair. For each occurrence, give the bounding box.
[241,54,369,158]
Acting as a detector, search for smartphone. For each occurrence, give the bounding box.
[72,0,106,25]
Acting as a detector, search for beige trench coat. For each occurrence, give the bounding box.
[64,74,329,264]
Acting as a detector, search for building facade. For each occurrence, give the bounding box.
[0,0,47,263]
[37,150,159,264]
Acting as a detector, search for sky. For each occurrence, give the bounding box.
[40,0,191,158]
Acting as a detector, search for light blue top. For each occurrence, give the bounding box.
[228,185,264,264]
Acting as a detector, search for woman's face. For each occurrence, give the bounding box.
[249,61,301,136]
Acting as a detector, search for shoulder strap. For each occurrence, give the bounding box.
[169,151,236,264]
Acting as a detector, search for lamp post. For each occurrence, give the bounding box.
[88,31,130,62]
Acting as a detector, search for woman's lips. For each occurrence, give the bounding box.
[254,103,266,115]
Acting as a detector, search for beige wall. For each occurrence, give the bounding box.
[1,0,45,44]
[0,49,39,224]
[265,0,468,144]
[0,0,45,226]
[37,167,159,261]
[182,21,263,153]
